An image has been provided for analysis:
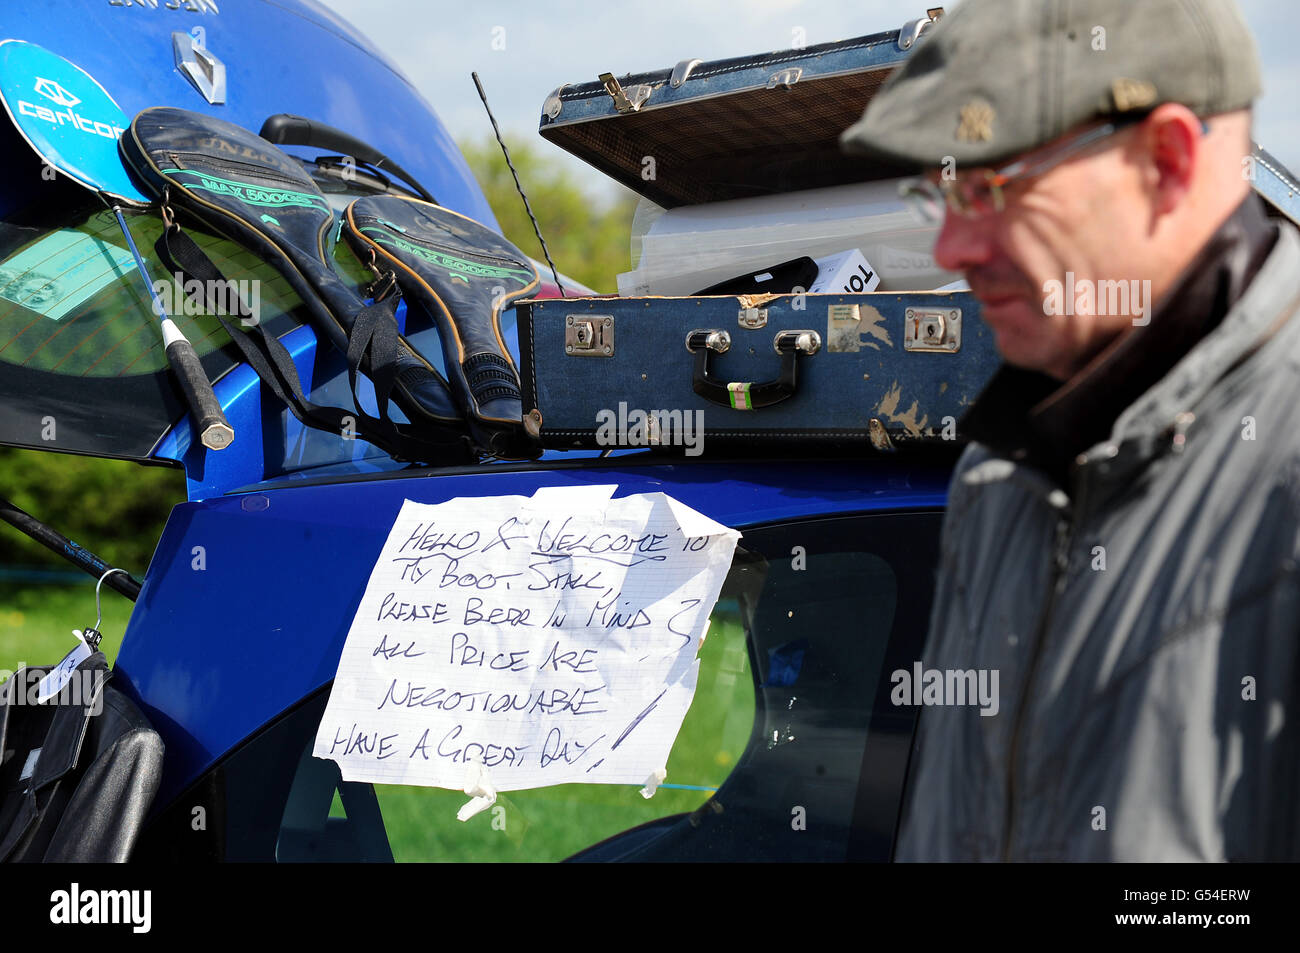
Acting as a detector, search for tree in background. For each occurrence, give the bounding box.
[0,449,182,577]
[459,137,638,294]
[0,139,638,575]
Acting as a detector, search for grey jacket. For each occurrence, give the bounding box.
[896,222,1300,861]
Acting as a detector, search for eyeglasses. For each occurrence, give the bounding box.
[899,117,1209,224]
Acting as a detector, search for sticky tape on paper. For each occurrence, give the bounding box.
[456,760,498,822]
[663,493,738,541]
[640,767,667,799]
[530,484,618,507]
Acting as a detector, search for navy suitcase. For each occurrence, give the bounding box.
[518,290,997,453]
[521,9,1004,453]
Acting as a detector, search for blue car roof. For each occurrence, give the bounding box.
[0,0,494,227]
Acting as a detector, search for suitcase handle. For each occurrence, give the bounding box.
[686,328,820,410]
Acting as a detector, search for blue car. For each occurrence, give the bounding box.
[1,1,1296,864]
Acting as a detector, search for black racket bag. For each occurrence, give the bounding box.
[343,195,538,458]
[121,107,472,462]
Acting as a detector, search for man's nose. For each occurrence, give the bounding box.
[931,208,993,274]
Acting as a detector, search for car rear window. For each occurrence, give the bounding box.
[134,510,941,862]
[0,181,408,471]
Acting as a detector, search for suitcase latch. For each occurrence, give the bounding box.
[598,73,652,113]
[566,314,615,356]
[737,307,767,330]
[904,307,961,353]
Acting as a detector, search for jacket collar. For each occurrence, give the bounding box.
[960,196,1294,487]
[1109,221,1300,465]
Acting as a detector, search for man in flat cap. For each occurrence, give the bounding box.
[842,0,1300,860]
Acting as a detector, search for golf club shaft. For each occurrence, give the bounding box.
[111,206,235,452]
[0,495,141,601]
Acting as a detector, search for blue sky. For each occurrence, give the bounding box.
[319,0,1299,200]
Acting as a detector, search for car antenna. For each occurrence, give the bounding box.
[471,71,565,297]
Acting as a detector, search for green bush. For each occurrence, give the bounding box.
[459,136,638,294]
[0,448,183,577]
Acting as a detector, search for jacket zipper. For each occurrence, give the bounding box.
[1001,473,1084,861]
[166,152,307,189]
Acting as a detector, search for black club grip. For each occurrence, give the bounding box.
[165,337,235,450]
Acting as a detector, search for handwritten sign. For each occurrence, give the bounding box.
[313,485,740,794]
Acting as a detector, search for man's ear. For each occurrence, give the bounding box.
[1139,103,1201,216]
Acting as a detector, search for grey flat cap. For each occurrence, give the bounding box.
[841,0,1262,169]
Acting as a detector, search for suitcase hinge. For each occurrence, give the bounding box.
[898,7,945,51]
[543,85,568,120]
[869,418,896,451]
[766,67,803,90]
[598,73,653,113]
[670,59,703,88]
[524,408,543,439]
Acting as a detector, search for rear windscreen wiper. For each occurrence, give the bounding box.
[259,114,436,204]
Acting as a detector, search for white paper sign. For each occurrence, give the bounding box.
[313,486,741,793]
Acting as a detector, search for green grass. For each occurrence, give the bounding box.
[1,583,756,861]
[373,610,754,861]
[0,582,135,675]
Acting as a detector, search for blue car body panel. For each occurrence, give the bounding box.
[113,459,950,808]
[0,0,494,227]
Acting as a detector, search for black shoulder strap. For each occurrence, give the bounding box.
[156,225,474,465]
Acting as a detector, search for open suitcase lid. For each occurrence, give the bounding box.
[537,10,944,208]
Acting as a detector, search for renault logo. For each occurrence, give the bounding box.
[33,77,80,108]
